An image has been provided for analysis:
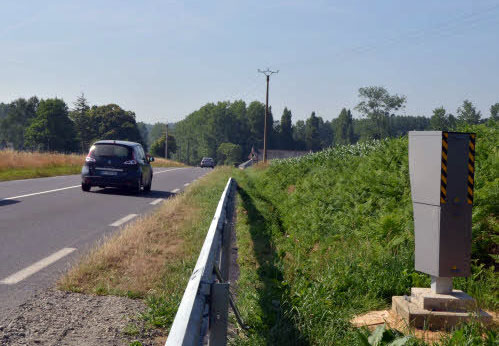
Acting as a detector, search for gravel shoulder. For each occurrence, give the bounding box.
[0,288,163,346]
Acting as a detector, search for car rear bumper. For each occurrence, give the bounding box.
[81,165,142,187]
[81,175,140,187]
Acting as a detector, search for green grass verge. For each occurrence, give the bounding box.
[0,165,83,181]
[229,122,498,345]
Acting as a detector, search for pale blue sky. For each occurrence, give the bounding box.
[1,0,498,123]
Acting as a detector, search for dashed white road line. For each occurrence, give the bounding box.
[150,198,163,205]
[154,167,185,174]
[0,248,77,285]
[3,185,81,201]
[110,213,138,227]
[172,188,180,193]
[184,183,190,187]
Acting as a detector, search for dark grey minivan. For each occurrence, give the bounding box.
[81,140,154,193]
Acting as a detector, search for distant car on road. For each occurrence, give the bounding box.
[81,140,154,193]
[200,157,215,168]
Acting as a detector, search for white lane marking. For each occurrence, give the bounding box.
[0,248,77,285]
[154,167,185,174]
[3,185,81,201]
[110,213,138,227]
[172,188,180,193]
[150,198,163,205]
[184,183,190,187]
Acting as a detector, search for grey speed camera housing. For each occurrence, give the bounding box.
[409,131,476,278]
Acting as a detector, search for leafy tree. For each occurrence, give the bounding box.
[448,113,457,130]
[352,114,430,141]
[0,97,39,149]
[388,115,430,136]
[228,100,250,153]
[279,107,294,149]
[175,101,236,165]
[0,103,9,143]
[490,103,499,121]
[217,142,242,165]
[305,112,321,151]
[0,103,8,120]
[292,120,306,150]
[247,101,266,149]
[150,134,176,158]
[430,106,449,130]
[69,93,93,153]
[87,104,144,146]
[355,86,406,139]
[318,118,333,148]
[25,98,77,152]
[457,100,481,125]
[149,122,167,147]
[136,122,149,151]
[335,108,354,145]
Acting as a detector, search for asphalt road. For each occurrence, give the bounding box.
[0,167,209,322]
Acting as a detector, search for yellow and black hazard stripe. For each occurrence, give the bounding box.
[467,133,476,204]
[441,132,448,204]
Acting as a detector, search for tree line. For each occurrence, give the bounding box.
[171,86,498,165]
[0,94,146,153]
[1,87,497,165]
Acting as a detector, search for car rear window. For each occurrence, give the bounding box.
[90,144,131,158]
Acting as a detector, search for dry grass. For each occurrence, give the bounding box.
[0,149,84,170]
[151,157,187,168]
[0,149,186,170]
[58,193,194,295]
[0,150,84,181]
[0,150,186,181]
[252,161,270,170]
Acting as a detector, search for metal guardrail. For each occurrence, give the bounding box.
[166,177,235,346]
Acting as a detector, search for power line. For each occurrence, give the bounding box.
[277,3,499,68]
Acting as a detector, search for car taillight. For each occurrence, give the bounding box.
[85,155,96,163]
[124,150,137,165]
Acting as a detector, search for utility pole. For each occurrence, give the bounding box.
[165,122,168,159]
[258,68,278,163]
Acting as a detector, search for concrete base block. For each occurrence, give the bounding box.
[411,287,477,312]
[392,296,492,330]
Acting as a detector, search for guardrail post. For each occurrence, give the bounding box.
[209,282,229,346]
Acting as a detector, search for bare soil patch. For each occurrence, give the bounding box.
[0,288,161,346]
[351,309,499,343]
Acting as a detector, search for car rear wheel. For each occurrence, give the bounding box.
[82,183,91,192]
[144,177,152,192]
[133,178,142,194]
